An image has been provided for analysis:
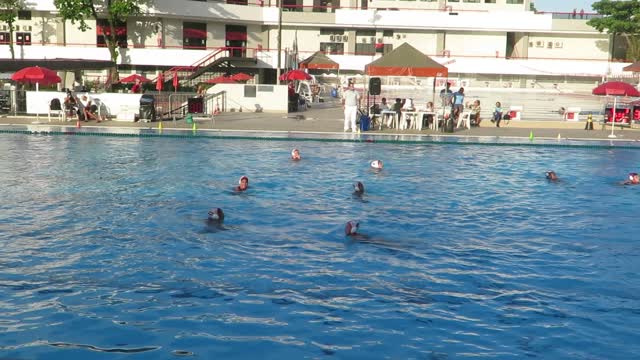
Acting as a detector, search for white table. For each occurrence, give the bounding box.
[380,110,398,129]
[402,111,436,130]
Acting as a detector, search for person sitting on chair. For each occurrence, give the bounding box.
[80,95,100,122]
[470,100,481,127]
[64,90,78,119]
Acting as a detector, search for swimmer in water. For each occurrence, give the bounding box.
[623,172,639,185]
[291,148,301,161]
[206,208,224,225]
[353,181,365,195]
[345,220,360,237]
[236,176,249,192]
[370,160,383,170]
[545,170,558,181]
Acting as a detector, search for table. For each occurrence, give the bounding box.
[380,110,398,129]
[401,111,436,130]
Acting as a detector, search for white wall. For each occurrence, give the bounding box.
[528,33,610,61]
[26,91,144,117]
[446,32,506,57]
[208,84,289,113]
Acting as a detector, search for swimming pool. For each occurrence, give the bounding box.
[1,133,639,359]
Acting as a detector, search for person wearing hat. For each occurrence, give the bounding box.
[236,176,249,192]
[291,148,301,161]
[545,171,559,181]
[624,172,639,185]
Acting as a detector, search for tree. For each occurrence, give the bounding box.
[53,0,148,87]
[0,0,25,60]
[589,0,640,61]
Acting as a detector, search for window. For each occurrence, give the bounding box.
[484,0,496,3]
[0,32,9,45]
[463,0,480,3]
[17,10,31,20]
[355,43,374,55]
[15,32,31,45]
[319,42,344,55]
[356,30,375,37]
[506,0,524,3]
[320,28,344,35]
[382,29,393,37]
[244,85,256,98]
[183,22,207,49]
[96,19,127,48]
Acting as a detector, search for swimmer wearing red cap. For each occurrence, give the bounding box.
[370,160,383,170]
[291,148,301,161]
[545,171,558,181]
[624,172,639,185]
[236,176,249,191]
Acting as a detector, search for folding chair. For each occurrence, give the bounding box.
[48,98,64,122]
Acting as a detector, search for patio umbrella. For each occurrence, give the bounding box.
[119,74,151,83]
[230,73,253,81]
[155,72,164,92]
[592,81,640,138]
[11,66,61,90]
[205,75,237,84]
[279,69,312,81]
[173,71,179,91]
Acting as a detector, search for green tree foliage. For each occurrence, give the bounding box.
[0,0,25,60]
[53,0,148,87]
[589,0,640,61]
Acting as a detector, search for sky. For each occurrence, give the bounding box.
[533,0,596,12]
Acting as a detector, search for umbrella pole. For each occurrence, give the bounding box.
[608,96,617,139]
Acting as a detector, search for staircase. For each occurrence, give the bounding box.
[154,47,258,89]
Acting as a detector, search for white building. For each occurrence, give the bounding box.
[0,0,631,90]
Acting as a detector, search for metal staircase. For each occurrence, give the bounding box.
[154,47,258,89]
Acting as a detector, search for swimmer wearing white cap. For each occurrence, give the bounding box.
[236,176,249,192]
[545,170,558,181]
[291,148,301,161]
[370,160,383,170]
[624,172,639,185]
[207,208,224,225]
[353,181,365,195]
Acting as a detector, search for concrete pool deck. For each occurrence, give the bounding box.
[2,104,640,141]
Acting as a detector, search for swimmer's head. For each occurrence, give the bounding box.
[353,181,365,194]
[345,220,359,236]
[370,160,383,170]
[545,171,558,181]
[291,148,301,160]
[629,172,639,184]
[237,176,249,191]
[207,208,224,222]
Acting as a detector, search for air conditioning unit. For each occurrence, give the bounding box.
[377,38,383,44]
[0,25,6,31]
[329,35,335,41]
[14,25,19,31]
[342,35,348,42]
[395,34,401,40]
[361,37,367,43]
[24,25,32,32]
[335,35,342,42]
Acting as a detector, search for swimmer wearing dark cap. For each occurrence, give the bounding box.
[545,171,558,181]
[353,181,365,195]
[291,148,301,161]
[207,208,224,225]
[624,172,639,185]
[236,176,249,192]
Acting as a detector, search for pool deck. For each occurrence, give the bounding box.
[2,104,640,141]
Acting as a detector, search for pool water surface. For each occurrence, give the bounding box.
[1,134,639,359]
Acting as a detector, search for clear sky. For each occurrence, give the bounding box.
[533,0,596,13]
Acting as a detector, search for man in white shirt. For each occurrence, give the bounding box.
[341,83,360,132]
[80,95,100,122]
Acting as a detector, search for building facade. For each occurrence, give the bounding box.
[0,0,629,89]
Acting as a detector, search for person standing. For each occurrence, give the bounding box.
[342,83,360,132]
[439,82,453,108]
[131,79,142,94]
[451,87,465,120]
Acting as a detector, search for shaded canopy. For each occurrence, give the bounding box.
[299,51,339,70]
[592,81,640,96]
[365,43,448,77]
[623,62,640,72]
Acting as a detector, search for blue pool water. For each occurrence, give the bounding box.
[1,133,639,359]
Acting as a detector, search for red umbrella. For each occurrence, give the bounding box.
[279,69,312,81]
[173,71,179,91]
[592,81,640,96]
[11,66,61,86]
[230,73,253,81]
[119,74,151,83]
[592,81,640,138]
[205,75,237,84]
[155,72,164,91]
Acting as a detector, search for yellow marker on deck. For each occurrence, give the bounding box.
[192,122,197,133]
[529,131,534,141]
[158,121,163,131]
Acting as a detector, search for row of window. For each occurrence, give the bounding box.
[0,32,31,45]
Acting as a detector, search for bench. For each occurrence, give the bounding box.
[600,121,631,130]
